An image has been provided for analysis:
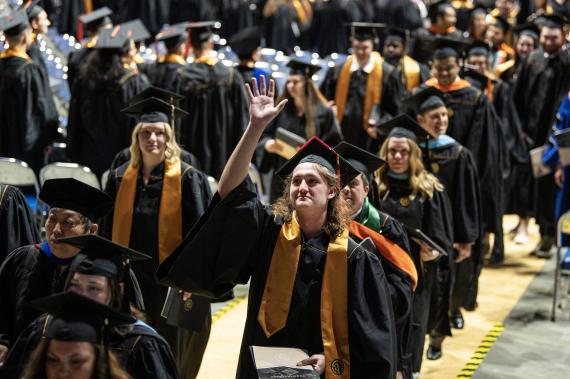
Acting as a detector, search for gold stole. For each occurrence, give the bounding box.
[402,56,421,92]
[258,214,351,378]
[0,49,32,62]
[292,0,313,24]
[335,52,383,131]
[83,0,93,13]
[425,77,471,92]
[112,160,183,263]
[429,25,457,35]
[193,55,219,66]
[495,59,515,78]
[158,54,186,65]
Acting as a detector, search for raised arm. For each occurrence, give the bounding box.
[218,76,287,198]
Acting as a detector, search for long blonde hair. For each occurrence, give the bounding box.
[377,136,444,201]
[129,121,182,167]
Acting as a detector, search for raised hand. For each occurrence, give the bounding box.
[245,75,287,130]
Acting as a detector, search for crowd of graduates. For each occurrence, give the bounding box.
[2,1,570,379]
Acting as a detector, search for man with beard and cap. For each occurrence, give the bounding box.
[513,13,570,257]
[320,22,402,153]
[485,15,515,72]
[157,77,403,379]
[175,21,249,178]
[381,26,431,94]
[3,235,179,379]
[145,23,188,92]
[0,178,112,366]
[67,6,113,90]
[229,26,267,85]
[0,9,59,173]
[403,86,481,359]
[423,36,504,270]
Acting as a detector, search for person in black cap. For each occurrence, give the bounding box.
[376,113,453,376]
[496,21,538,84]
[118,19,151,71]
[258,58,342,201]
[0,178,112,365]
[145,23,188,91]
[0,184,40,263]
[381,26,431,94]
[427,1,461,37]
[20,0,51,77]
[4,235,179,379]
[320,22,402,153]
[66,24,149,177]
[175,21,249,178]
[229,26,268,86]
[513,12,570,257]
[404,86,481,358]
[485,15,515,71]
[21,292,133,379]
[103,96,212,379]
[157,77,400,379]
[0,8,59,173]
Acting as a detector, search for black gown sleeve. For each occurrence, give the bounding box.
[451,149,481,243]
[101,168,120,239]
[181,166,213,233]
[1,315,46,379]
[379,212,411,253]
[128,335,180,379]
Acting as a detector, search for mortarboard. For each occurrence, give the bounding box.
[120,19,150,43]
[20,0,43,20]
[377,114,430,141]
[28,292,133,343]
[432,35,471,59]
[403,86,446,115]
[94,25,131,50]
[334,142,385,178]
[156,22,188,48]
[382,26,408,44]
[348,22,384,41]
[274,136,360,188]
[229,26,262,59]
[187,20,219,45]
[39,178,113,221]
[287,58,321,77]
[428,1,453,23]
[513,22,539,40]
[121,96,188,124]
[78,6,112,31]
[129,86,184,106]
[467,40,491,56]
[461,66,489,91]
[537,14,567,29]
[489,15,510,32]
[60,234,150,279]
[0,9,30,36]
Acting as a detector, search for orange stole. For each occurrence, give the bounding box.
[258,214,351,378]
[0,49,32,62]
[402,56,421,91]
[425,77,471,92]
[292,0,313,24]
[193,55,219,66]
[112,160,183,263]
[158,54,186,65]
[429,25,457,35]
[335,52,383,131]
[349,221,418,289]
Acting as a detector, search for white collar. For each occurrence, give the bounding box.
[350,54,376,73]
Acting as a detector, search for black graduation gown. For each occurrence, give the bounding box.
[374,0,423,31]
[257,101,343,201]
[309,0,358,56]
[67,45,94,91]
[263,4,302,54]
[379,175,453,372]
[27,41,48,79]
[144,59,185,93]
[169,0,217,24]
[57,0,106,37]
[66,68,149,176]
[2,314,179,379]
[0,54,59,172]
[175,61,248,179]
[156,179,399,379]
[0,184,40,263]
[320,59,403,152]
[217,0,264,39]
[102,161,212,350]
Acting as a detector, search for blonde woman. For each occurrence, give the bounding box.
[376,115,453,377]
[102,97,212,379]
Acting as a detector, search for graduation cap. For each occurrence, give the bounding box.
[229,26,262,59]
[156,23,188,48]
[536,13,567,29]
[60,234,150,279]
[428,0,453,23]
[39,178,113,221]
[489,15,510,32]
[348,22,384,42]
[274,136,360,188]
[28,292,133,343]
[377,114,430,141]
[0,9,30,37]
[402,86,446,115]
[432,35,471,59]
[467,40,491,57]
[514,22,539,40]
[20,0,44,20]
[129,86,184,107]
[121,96,188,124]
[187,21,219,45]
[461,66,489,91]
[334,142,385,180]
[120,19,150,43]
[94,25,132,50]
[382,26,408,44]
[78,6,112,32]
[287,58,321,77]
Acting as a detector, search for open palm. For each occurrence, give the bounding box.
[246,75,288,129]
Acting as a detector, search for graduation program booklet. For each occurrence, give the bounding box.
[554,128,570,167]
[404,225,448,257]
[250,346,320,379]
[275,128,306,160]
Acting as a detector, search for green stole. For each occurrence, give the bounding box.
[357,197,381,232]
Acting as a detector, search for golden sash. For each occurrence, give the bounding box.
[112,160,183,263]
[495,59,515,78]
[258,213,350,378]
[402,56,421,92]
[425,77,471,92]
[292,0,313,25]
[429,25,457,35]
[158,54,186,65]
[0,48,32,62]
[83,0,93,13]
[335,52,383,131]
[193,55,219,66]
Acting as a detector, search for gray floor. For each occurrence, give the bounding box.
[473,255,570,379]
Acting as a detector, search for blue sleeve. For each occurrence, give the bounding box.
[544,94,570,168]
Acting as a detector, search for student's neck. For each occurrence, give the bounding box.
[194,49,209,59]
[8,44,27,53]
[297,210,326,239]
[293,97,305,115]
[356,55,371,68]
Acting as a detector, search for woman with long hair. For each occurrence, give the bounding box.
[464,6,487,41]
[66,25,149,177]
[103,95,212,379]
[258,59,342,201]
[376,115,453,376]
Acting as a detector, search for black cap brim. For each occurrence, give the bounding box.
[334,141,384,176]
[130,86,184,106]
[432,36,471,59]
[0,9,30,36]
[121,97,188,123]
[403,86,446,115]
[229,26,262,58]
[461,67,489,91]
[120,19,150,43]
[287,58,322,77]
[58,234,151,262]
[377,114,431,141]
